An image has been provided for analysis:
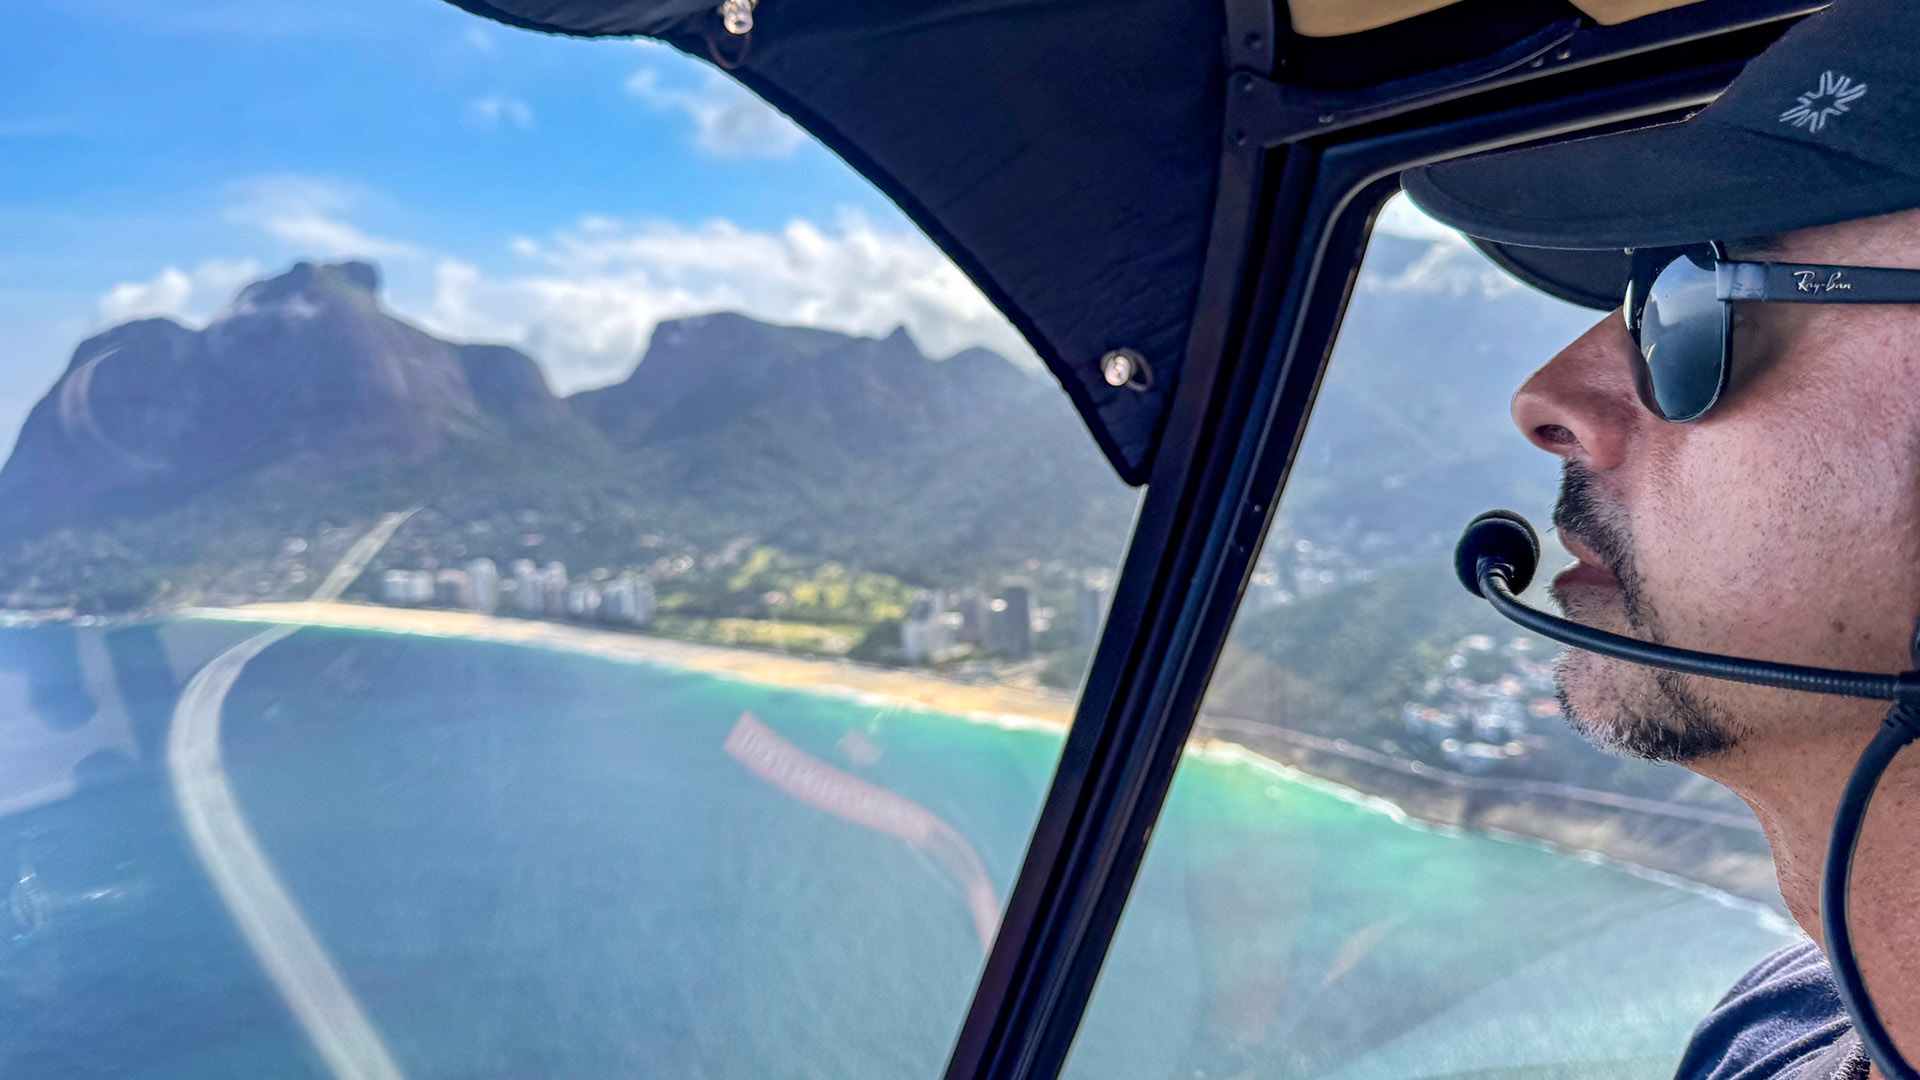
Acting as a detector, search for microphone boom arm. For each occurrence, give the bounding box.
[1458,509,1920,1080]
[1475,561,1910,702]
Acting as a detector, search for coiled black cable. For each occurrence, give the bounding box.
[1822,707,1920,1080]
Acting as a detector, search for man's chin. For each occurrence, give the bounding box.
[1553,648,1740,764]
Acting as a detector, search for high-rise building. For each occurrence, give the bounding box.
[901,591,953,663]
[434,569,475,609]
[599,575,656,625]
[986,586,1032,660]
[510,559,542,615]
[380,569,434,606]
[565,582,600,619]
[1074,572,1112,644]
[466,558,499,612]
[542,562,569,618]
[379,569,411,605]
[631,577,656,624]
[956,588,990,645]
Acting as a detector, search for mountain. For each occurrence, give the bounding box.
[1275,234,1596,549]
[0,241,1593,616]
[0,262,1134,612]
[0,262,574,533]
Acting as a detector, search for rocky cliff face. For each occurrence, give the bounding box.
[0,262,563,534]
[576,312,1039,454]
[0,260,1133,586]
[571,311,1047,501]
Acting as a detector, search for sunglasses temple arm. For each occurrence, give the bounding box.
[1719,261,1920,303]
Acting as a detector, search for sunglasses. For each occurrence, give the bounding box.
[1624,243,1920,422]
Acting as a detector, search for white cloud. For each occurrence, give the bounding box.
[1359,236,1520,299]
[97,258,263,326]
[1375,192,1461,242]
[1359,193,1520,298]
[226,175,420,259]
[625,67,805,158]
[466,93,535,131]
[419,209,1034,392]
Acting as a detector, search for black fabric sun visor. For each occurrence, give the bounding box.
[1406,0,1920,286]
[436,0,1225,486]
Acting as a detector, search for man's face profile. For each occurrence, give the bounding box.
[1513,208,1920,770]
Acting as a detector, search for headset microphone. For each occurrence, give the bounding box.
[1455,510,1920,1080]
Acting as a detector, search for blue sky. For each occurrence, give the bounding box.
[0,0,1001,455]
[0,0,1459,459]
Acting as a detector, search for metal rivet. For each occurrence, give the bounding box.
[1243,31,1262,49]
[719,0,755,34]
[1230,129,1249,147]
[1317,112,1334,124]
[1235,73,1255,92]
[1529,57,1545,68]
[1101,349,1153,390]
[1556,48,1572,60]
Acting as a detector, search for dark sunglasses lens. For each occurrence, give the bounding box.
[1639,251,1723,421]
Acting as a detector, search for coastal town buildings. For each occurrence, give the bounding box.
[1074,572,1112,644]
[956,589,990,646]
[565,582,600,619]
[901,591,965,663]
[510,559,544,615]
[987,587,1032,660]
[434,568,475,609]
[466,558,499,612]
[379,569,434,605]
[1401,633,1557,775]
[378,555,655,629]
[598,575,656,625]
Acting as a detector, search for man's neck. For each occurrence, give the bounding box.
[1708,718,1920,1069]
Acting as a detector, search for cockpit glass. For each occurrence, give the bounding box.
[1061,194,1795,1080]
[0,4,1140,1075]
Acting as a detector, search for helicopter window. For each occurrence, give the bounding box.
[1058,193,1795,1080]
[0,7,1140,1075]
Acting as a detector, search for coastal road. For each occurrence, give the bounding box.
[167,511,415,1080]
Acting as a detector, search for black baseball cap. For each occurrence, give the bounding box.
[1403,0,1920,311]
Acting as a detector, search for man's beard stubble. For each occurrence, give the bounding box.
[1551,463,1740,763]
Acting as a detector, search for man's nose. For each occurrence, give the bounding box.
[1510,313,1643,472]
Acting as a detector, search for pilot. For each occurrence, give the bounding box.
[1402,0,1920,1076]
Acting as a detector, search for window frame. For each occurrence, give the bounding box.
[943,33,1785,1080]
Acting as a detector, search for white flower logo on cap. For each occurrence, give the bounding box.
[1779,70,1868,133]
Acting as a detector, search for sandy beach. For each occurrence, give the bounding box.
[187,601,1077,731]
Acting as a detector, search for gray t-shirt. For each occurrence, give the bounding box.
[1674,938,1869,1080]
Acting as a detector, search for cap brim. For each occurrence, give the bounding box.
[1403,117,1920,251]
[1471,240,1626,311]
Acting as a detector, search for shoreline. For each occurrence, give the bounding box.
[150,601,1782,908]
[183,601,1077,734]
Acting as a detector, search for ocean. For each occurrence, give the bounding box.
[0,619,1795,1080]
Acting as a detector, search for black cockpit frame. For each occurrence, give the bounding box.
[943,5,1823,1080]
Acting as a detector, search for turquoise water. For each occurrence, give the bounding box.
[0,620,1794,1079]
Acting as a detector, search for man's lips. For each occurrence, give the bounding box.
[1553,530,1620,592]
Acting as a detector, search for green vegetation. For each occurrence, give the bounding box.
[1212,562,1500,736]
[664,547,914,625]
[646,615,861,656]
